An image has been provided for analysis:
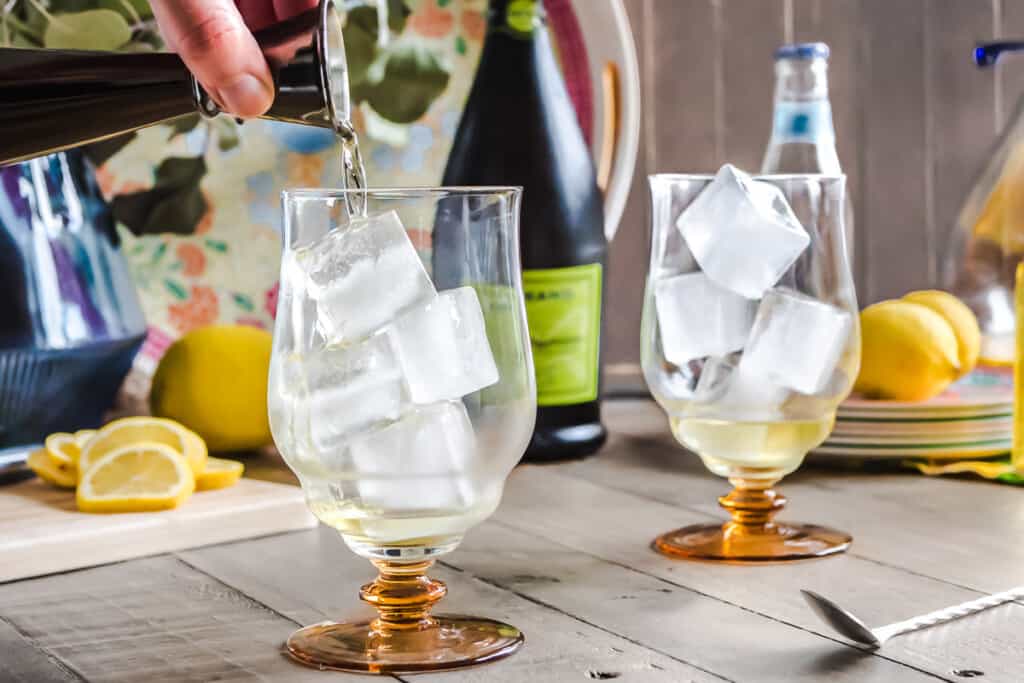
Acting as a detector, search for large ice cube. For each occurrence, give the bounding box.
[677,164,810,299]
[290,335,406,454]
[693,355,789,417]
[297,210,436,343]
[654,272,757,366]
[388,286,500,403]
[692,355,737,404]
[742,288,852,395]
[349,401,477,511]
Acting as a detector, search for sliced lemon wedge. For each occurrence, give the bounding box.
[195,457,244,491]
[78,417,206,480]
[77,441,195,513]
[44,432,81,474]
[74,429,97,449]
[28,448,77,489]
[183,427,208,475]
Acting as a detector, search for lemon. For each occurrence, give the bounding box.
[74,429,97,449]
[44,432,81,472]
[183,428,209,474]
[77,441,195,513]
[78,416,206,480]
[855,300,961,401]
[902,290,981,378]
[27,448,76,489]
[195,457,244,491]
[150,325,273,452]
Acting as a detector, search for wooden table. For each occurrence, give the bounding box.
[3,399,1023,682]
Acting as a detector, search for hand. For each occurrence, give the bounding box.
[150,0,319,118]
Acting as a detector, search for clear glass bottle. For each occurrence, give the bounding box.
[761,43,853,264]
[944,41,1024,366]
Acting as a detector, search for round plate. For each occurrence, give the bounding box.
[832,417,1013,438]
[814,441,1010,459]
[840,367,1012,414]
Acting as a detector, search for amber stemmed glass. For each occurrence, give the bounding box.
[269,187,535,673]
[642,173,860,562]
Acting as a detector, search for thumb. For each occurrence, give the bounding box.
[151,0,274,117]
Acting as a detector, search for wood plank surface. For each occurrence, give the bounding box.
[792,0,865,291]
[0,477,316,583]
[720,0,787,171]
[645,0,720,173]
[3,400,1023,681]
[0,618,81,683]
[507,464,1024,682]
[0,556,362,682]
[575,403,1024,595]
[927,0,998,286]
[179,530,718,682]
[859,0,931,302]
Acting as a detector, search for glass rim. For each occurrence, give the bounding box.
[648,172,847,182]
[283,186,523,200]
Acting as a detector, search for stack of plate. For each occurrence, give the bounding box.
[817,367,1014,460]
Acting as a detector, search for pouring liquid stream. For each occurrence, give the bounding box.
[337,124,368,217]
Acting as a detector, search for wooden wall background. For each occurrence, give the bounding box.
[604,0,1024,392]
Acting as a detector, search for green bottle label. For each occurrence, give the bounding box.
[523,263,602,406]
[505,0,537,35]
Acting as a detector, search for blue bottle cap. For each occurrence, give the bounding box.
[774,43,830,61]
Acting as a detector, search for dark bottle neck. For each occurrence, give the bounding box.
[487,0,545,36]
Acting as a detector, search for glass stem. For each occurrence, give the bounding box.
[360,559,447,633]
[719,477,786,531]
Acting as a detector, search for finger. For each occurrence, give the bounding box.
[151,0,274,117]
[236,0,277,31]
[273,0,319,21]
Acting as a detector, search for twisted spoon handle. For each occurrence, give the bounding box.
[874,587,1024,643]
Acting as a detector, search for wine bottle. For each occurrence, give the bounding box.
[441,0,608,462]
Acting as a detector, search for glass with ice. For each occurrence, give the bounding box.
[642,167,861,562]
[269,188,535,673]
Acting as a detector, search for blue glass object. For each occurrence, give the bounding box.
[974,41,1024,68]
[0,151,146,449]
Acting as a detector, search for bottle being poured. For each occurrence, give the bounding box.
[0,0,366,207]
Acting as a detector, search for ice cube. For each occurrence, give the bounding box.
[388,286,500,403]
[297,210,436,343]
[677,164,810,299]
[654,223,699,277]
[742,288,852,395]
[654,272,757,366]
[692,356,736,404]
[692,355,789,417]
[290,335,407,454]
[349,401,477,511]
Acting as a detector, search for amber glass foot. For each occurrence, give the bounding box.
[285,559,523,675]
[653,478,851,563]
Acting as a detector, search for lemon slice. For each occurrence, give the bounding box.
[184,428,208,475]
[28,448,77,488]
[44,432,81,472]
[195,457,244,491]
[74,429,97,449]
[77,441,195,513]
[78,417,205,480]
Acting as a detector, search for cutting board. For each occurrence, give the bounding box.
[0,477,317,583]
